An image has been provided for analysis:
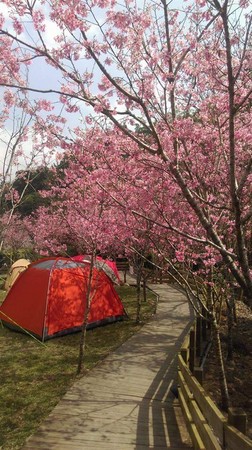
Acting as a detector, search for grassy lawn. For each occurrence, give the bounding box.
[0,284,157,450]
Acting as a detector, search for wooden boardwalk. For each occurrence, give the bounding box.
[22,282,194,450]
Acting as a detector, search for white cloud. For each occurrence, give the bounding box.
[43,18,62,49]
[0,3,9,18]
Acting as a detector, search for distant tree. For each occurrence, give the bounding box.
[9,167,55,217]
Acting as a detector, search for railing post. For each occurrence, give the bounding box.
[228,407,248,435]
[189,326,195,373]
[193,367,204,385]
[196,316,202,359]
[202,315,207,342]
[181,347,189,365]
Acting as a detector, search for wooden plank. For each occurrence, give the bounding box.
[178,371,222,450]
[178,387,193,427]
[189,424,207,450]
[34,414,183,436]
[181,334,190,350]
[178,370,193,404]
[178,388,205,450]
[187,376,226,445]
[23,439,191,450]
[224,424,252,450]
[178,354,226,444]
[189,399,222,450]
[180,335,190,364]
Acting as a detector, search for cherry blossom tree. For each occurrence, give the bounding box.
[0,0,251,306]
[29,127,224,317]
[0,212,32,260]
[28,124,249,407]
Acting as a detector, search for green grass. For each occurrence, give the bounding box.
[0,285,157,449]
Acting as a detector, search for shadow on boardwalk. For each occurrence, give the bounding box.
[22,283,194,450]
[135,323,192,449]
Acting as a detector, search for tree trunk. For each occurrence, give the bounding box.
[136,266,142,324]
[77,252,95,375]
[212,317,230,411]
[226,295,234,362]
[143,276,147,302]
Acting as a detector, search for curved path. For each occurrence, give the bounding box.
[22,281,194,450]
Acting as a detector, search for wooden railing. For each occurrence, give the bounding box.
[116,258,130,283]
[178,321,252,450]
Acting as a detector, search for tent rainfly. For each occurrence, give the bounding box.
[72,255,121,284]
[0,257,126,341]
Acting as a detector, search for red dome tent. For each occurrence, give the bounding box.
[0,257,126,341]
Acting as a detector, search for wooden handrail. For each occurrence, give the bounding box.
[178,319,252,450]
